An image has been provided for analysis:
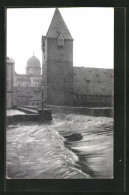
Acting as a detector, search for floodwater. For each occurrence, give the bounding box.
[6,113,113,179]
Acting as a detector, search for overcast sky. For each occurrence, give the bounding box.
[7,7,114,74]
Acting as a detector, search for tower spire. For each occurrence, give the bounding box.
[46,8,73,40]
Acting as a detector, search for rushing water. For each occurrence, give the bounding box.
[7,109,26,116]
[6,113,113,179]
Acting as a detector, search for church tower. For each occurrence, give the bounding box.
[41,8,74,106]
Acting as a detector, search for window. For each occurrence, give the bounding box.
[58,45,63,49]
[58,33,64,48]
[58,38,64,46]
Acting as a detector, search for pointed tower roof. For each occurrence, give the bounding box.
[46,8,73,40]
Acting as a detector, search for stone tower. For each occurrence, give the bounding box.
[42,8,74,106]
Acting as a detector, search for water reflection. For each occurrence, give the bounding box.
[6,113,113,179]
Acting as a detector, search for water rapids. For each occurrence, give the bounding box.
[6,113,113,179]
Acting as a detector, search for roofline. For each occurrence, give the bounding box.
[73,66,114,70]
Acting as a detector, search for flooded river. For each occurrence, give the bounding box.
[6,113,113,179]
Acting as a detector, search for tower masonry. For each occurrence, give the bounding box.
[42,8,74,106]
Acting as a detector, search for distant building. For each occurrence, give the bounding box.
[13,86,42,107]
[12,55,42,107]
[6,57,14,108]
[14,55,42,87]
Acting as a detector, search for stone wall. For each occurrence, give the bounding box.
[7,110,52,125]
[47,38,73,62]
[46,105,113,117]
[74,95,113,107]
[47,60,74,106]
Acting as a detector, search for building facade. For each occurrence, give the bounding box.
[12,55,42,107]
[6,57,14,108]
[14,55,42,88]
[13,86,42,107]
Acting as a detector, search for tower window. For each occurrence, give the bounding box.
[58,33,64,48]
[58,44,63,49]
[58,38,64,46]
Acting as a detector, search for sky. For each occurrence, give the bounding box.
[7,7,114,74]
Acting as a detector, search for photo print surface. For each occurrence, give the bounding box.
[6,7,114,179]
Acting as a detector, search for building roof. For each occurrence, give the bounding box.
[74,67,114,96]
[46,8,73,40]
[27,55,41,68]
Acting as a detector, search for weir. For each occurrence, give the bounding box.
[7,107,52,125]
[6,104,113,125]
[46,105,113,117]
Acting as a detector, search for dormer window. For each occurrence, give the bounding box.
[58,33,64,48]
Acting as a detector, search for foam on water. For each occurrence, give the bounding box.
[6,119,90,179]
[6,114,113,179]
